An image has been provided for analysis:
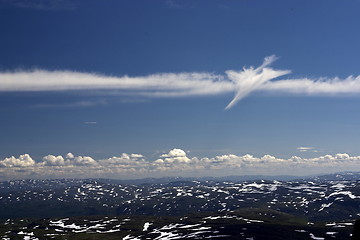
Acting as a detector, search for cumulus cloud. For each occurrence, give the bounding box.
[42,153,97,166]
[158,148,192,163]
[99,153,145,168]
[66,152,74,159]
[0,154,35,167]
[42,155,65,166]
[2,149,360,180]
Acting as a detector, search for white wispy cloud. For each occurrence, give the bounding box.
[0,70,233,95]
[165,0,181,9]
[2,149,360,180]
[2,56,360,109]
[32,100,107,108]
[297,147,315,152]
[224,55,290,109]
[0,0,77,10]
[83,121,97,125]
[260,75,360,95]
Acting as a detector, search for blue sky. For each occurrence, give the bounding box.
[1,0,360,179]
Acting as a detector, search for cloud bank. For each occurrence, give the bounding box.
[1,149,360,180]
[2,56,360,109]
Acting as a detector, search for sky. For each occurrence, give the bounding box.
[1,0,360,180]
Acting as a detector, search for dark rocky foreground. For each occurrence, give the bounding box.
[0,210,355,239]
[1,172,360,239]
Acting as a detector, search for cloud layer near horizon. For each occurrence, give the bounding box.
[2,56,360,109]
[1,149,360,180]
